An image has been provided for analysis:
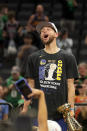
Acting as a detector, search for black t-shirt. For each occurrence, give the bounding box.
[25,49,78,120]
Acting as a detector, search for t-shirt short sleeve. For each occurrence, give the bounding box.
[65,53,78,79]
[25,55,35,79]
[3,105,9,114]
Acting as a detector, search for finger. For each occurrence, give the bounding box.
[63,115,66,122]
[28,93,34,98]
[24,99,31,103]
[24,100,32,107]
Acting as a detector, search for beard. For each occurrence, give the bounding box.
[42,36,54,45]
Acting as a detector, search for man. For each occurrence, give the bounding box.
[0,85,9,120]
[28,4,49,31]
[0,6,8,66]
[4,11,20,53]
[17,32,38,76]
[25,22,78,130]
[5,66,23,107]
[78,63,87,80]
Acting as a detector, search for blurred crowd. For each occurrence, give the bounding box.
[0,0,87,131]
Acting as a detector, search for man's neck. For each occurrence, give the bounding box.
[44,40,60,54]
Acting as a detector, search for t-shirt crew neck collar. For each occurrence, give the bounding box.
[43,48,61,56]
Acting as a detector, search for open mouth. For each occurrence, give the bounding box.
[44,34,48,38]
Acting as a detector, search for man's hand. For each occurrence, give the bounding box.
[21,99,32,114]
[70,109,75,117]
[28,88,43,99]
[21,89,44,114]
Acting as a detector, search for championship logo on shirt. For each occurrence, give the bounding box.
[45,63,57,81]
[39,59,63,81]
[39,59,63,92]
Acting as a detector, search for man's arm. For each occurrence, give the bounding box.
[67,78,75,116]
[27,15,36,31]
[28,89,48,131]
[45,16,49,22]
[3,114,8,120]
[27,78,35,89]
[38,91,48,131]
[21,89,48,131]
[18,45,29,59]
[3,105,9,120]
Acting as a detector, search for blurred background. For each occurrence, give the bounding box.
[0,0,87,130]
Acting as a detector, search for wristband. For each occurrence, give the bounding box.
[70,108,74,111]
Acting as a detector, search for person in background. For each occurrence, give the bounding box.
[4,11,20,51]
[18,25,43,49]
[1,4,8,22]
[0,5,8,66]
[78,62,87,84]
[75,86,87,103]
[57,27,73,54]
[60,0,78,32]
[78,63,87,78]
[28,4,49,31]
[65,0,78,20]
[0,85,9,120]
[77,106,87,131]
[5,66,23,107]
[17,32,38,76]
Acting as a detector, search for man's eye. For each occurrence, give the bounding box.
[47,28,51,31]
[41,30,44,33]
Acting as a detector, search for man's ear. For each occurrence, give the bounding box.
[55,33,58,38]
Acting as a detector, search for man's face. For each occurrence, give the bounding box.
[36,5,44,14]
[78,65,87,77]
[40,27,57,45]
[12,72,20,80]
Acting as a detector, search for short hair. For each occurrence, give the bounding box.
[78,62,87,69]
